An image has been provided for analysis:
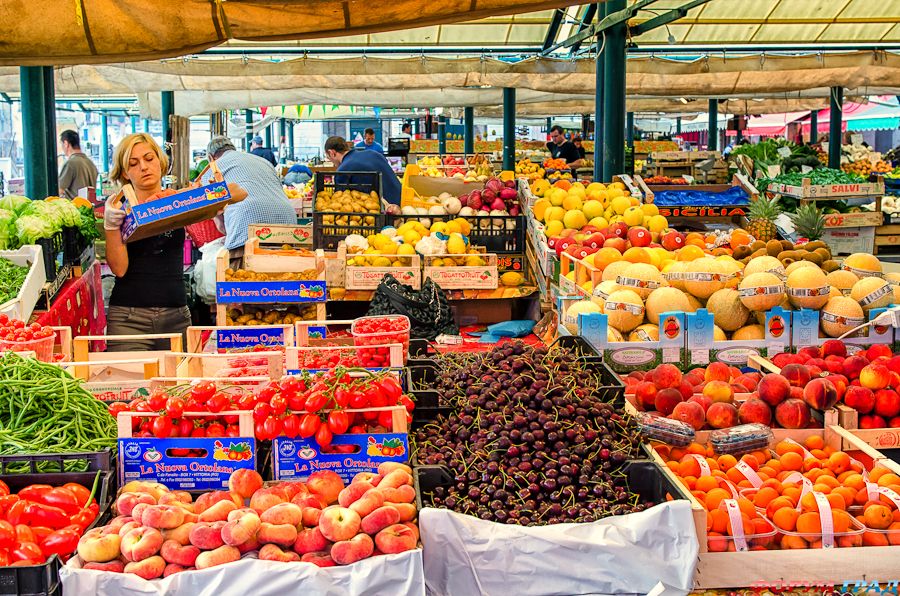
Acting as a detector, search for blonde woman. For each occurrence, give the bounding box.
[102,133,193,351]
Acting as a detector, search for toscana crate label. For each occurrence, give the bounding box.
[118,437,256,492]
[272,433,408,484]
[615,276,661,291]
[604,301,644,316]
[738,285,784,298]
[859,284,893,306]
[787,286,829,298]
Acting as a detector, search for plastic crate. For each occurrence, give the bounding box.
[387,214,525,254]
[312,171,384,250]
[61,227,84,266]
[35,232,64,280]
[551,335,602,362]
[0,451,115,596]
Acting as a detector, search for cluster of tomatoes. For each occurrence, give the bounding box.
[351,315,411,362]
[108,371,414,448]
[0,316,55,342]
[294,345,397,370]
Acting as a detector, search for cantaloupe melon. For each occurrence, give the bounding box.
[850,276,893,312]
[608,327,625,342]
[604,289,645,333]
[685,294,702,313]
[590,280,619,311]
[743,256,785,279]
[784,260,818,277]
[718,258,744,289]
[601,260,632,283]
[645,287,691,324]
[738,272,785,312]
[826,269,859,297]
[820,296,865,338]
[884,272,900,304]
[615,263,664,300]
[563,300,602,334]
[732,324,765,341]
[842,253,882,278]
[662,260,687,292]
[706,288,750,331]
[684,257,727,300]
[628,324,659,342]
[786,267,830,309]
[713,325,727,341]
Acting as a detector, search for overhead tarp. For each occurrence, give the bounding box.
[1,51,899,101]
[0,0,583,66]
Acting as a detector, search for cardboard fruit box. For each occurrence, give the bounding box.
[119,182,236,243]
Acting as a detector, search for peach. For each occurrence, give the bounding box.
[844,386,876,414]
[349,490,385,518]
[781,364,811,388]
[352,472,380,485]
[257,522,298,547]
[189,521,227,550]
[237,535,261,555]
[802,377,838,410]
[670,401,706,431]
[77,528,122,563]
[318,507,361,542]
[376,485,416,504]
[227,507,258,521]
[301,507,322,527]
[260,503,303,527]
[195,545,240,570]
[634,382,658,411]
[130,503,151,525]
[361,506,401,535]
[377,462,412,476]
[821,340,847,358]
[688,394,712,412]
[158,492,193,508]
[102,516,134,536]
[83,560,125,572]
[124,555,166,580]
[376,469,413,490]
[775,398,812,429]
[331,533,374,565]
[307,471,344,505]
[827,373,848,400]
[194,491,241,514]
[374,524,417,554]
[338,482,375,507]
[162,523,196,546]
[117,521,141,538]
[142,505,186,530]
[843,355,870,380]
[293,526,330,555]
[250,487,288,513]
[115,492,156,517]
[301,551,336,567]
[274,481,308,500]
[163,563,187,578]
[704,362,731,383]
[654,388,684,416]
[684,371,705,386]
[199,499,238,523]
[703,380,734,404]
[385,503,417,523]
[860,364,892,391]
[737,399,772,426]
[860,414,888,429]
[733,374,757,393]
[228,469,264,499]
[875,389,900,418]
[677,380,694,401]
[292,493,326,509]
[402,522,420,542]
[221,511,261,546]
[867,344,893,361]
[160,540,200,567]
[121,527,164,563]
[888,355,900,376]
[651,363,683,389]
[259,543,301,562]
[758,373,790,407]
[706,402,738,429]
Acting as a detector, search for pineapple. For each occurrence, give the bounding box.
[789,203,826,241]
[746,195,781,242]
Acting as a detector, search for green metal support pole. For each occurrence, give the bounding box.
[809,109,818,144]
[437,115,447,155]
[143,118,149,133]
[676,116,682,135]
[161,91,174,146]
[593,2,607,181]
[413,118,420,137]
[245,109,253,150]
[100,113,109,174]
[265,125,273,149]
[464,107,474,155]
[42,66,58,195]
[828,86,843,169]
[626,112,634,146]
[546,117,552,133]
[708,99,718,152]
[279,119,287,163]
[502,88,516,171]
[20,67,49,200]
[601,0,626,181]
[131,116,137,134]
[288,121,295,161]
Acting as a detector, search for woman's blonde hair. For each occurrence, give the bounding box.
[109,133,169,187]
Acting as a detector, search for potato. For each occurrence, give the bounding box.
[236,314,253,324]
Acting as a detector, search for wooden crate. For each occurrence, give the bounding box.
[768,176,885,199]
[340,243,421,290]
[72,334,181,381]
[186,324,295,353]
[162,351,283,379]
[875,223,900,255]
[242,238,318,273]
[423,253,498,290]
[836,403,900,451]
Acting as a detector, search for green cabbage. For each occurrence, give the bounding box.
[0,195,30,215]
[15,215,56,245]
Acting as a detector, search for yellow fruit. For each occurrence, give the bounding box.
[548,187,567,206]
[500,271,524,286]
[628,324,659,342]
[544,220,564,237]
[588,216,609,229]
[544,206,566,223]
[402,231,421,245]
[707,288,750,331]
[372,256,392,267]
[743,255,785,278]
[732,325,765,340]
[647,215,668,233]
[826,270,859,296]
[677,245,705,262]
[713,325,727,341]
[850,277,893,312]
[641,203,659,217]
[738,272,785,311]
[615,263,664,300]
[645,287,691,324]
[446,221,462,234]
[563,300,602,334]
[431,258,444,267]
[586,182,606,194]
[562,210,588,230]
[465,256,485,266]
[604,289,645,333]
[786,267,830,310]
[611,196,631,215]
[381,242,398,255]
[582,200,604,220]
[821,296,865,337]
[562,195,584,211]
[608,187,625,200]
[842,253,882,277]
[623,206,644,227]
[684,257,727,299]
[447,234,466,255]
[533,200,551,221]
[397,243,415,256]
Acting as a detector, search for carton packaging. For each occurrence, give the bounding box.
[120,182,233,243]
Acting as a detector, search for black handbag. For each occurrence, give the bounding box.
[367,274,458,341]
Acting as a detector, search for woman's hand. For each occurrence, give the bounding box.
[104,194,127,231]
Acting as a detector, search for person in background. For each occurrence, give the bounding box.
[204,136,297,255]
[324,136,402,205]
[283,163,313,186]
[102,133,192,351]
[546,125,585,168]
[573,136,587,160]
[397,123,413,139]
[355,128,385,153]
[58,130,99,200]
[249,135,277,166]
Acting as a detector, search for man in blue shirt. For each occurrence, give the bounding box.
[249,135,277,166]
[325,136,401,205]
[355,128,384,153]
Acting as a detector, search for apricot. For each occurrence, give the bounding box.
[827,452,852,475]
[704,488,731,512]
[780,452,803,472]
[780,534,808,549]
[753,487,780,509]
[796,512,822,535]
[708,509,729,534]
[772,507,799,532]
[862,531,890,547]
[864,504,893,530]
[695,476,719,493]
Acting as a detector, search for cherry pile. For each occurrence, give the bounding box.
[413,342,648,525]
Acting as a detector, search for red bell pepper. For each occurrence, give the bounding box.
[39,488,80,516]
[0,549,9,567]
[69,505,98,532]
[11,541,44,564]
[29,526,53,544]
[62,483,91,507]
[17,485,52,502]
[0,480,9,497]
[23,503,69,530]
[0,495,18,518]
[6,500,28,525]
[14,525,34,544]
[0,521,15,550]
[40,529,80,560]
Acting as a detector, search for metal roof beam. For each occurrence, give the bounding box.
[568,4,597,55]
[540,0,659,56]
[542,9,566,52]
[629,0,714,37]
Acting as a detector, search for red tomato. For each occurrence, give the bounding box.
[62,484,91,507]
[206,423,225,438]
[147,391,168,412]
[269,395,287,416]
[298,414,321,439]
[327,411,350,435]
[225,424,240,438]
[399,395,415,413]
[14,525,34,544]
[305,392,326,414]
[286,392,306,412]
[178,418,194,438]
[0,520,15,549]
[190,426,207,438]
[108,402,128,419]
[333,388,351,408]
[378,410,394,430]
[40,529,80,559]
[236,394,256,411]
[11,542,44,563]
[253,402,272,423]
[263,416,281,440]
[315,424,333,448]
[281,414,301,439]
[151,416,174,439]
[191,380,217,402]
[165,397,185,418]
[30,526,53,544]
[207,393,229,413]
[376,377,402,403]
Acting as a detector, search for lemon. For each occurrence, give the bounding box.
[447,233,466,255]
[431,258,444,267]
[648,214,668,233]
[372,256,392,267]
[580,280,593,293]
[397,243,415,256]
[430,222,448,235]
[402,230,421,245]
[623,206,644,226]
[544,220,564,237]
[446,221,462,234]
[466,256,485,266]
[641,203,660,217]
[381,242,398,255]
[562,195,583,211]
[611,196,631,215]
[588,216,609,229]
[563,210,587,230]
[544,206,566,222]
[500,271,524,286]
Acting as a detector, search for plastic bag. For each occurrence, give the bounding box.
[367,275,457,341]
[486,320,535,338]
[193,237,226,305]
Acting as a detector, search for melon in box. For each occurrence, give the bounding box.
[685,307,791,368]
[577,311,687,373]
[792,307,893,354]
[424,253,498,290]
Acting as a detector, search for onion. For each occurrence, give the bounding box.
[490,198,506,211]
[469,195,483,211]
[485,178,503,194]
[458,193,470,208]
[508,205,520,216]
[504,179,517,189]
[499,188,518,202]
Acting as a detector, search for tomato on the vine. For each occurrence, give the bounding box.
[376,377,402,403]
[178,418,194,437]
[333,388,351,408]
[315,424,333,448]
[377,410,394,430]
[269,395,287,416]
[225,424,240,438]
[263,416,282,440]
[165,397,185,418]
[207,393,229,413]
[253,402,272,423]
[206,423,225,438]
[286,393,306,412]
[305,391,327,414]
[191,381,217,403]
[147,391,168,412]
[298,414,321,438]
[327,411,350,435]
[108,402,128,419]
[151,416,173,439]
[282,414,301,439]
[398,395,415,413]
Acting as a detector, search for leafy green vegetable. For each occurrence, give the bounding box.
[0,210,15,251]
[77,206,101,243]
[0,195,30,216]
[0,257,28,304]
[15,215,56,245]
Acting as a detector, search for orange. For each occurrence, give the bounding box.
[776,440,804,457]
[753,487,780,509]
[804,435,825,451]
[800,491,845,512]
[837,533,863,548]
[736,496,756,517]
[780,534,808,549]
[705,488,732,512]
[864,504,894,530]
[695,475,719,493]
[691,490,707,501]
[796,512,822,535]
[827,452,851,475]
[622,247,651,264]
[726,467,747,486]
[780,452,803,471]
[666,461,679,473]
[679,457,701,477]
[772,507,799,532]
[837,470,857,484]
[726,512,754,536]
[683,476,698,490]
[805,468,825,482]
[705,457,720,472]
[729,229,751,251]
[717,454,737,470]
[750,451,770,466]
[750,518,775,547]
[669,447,686,461]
